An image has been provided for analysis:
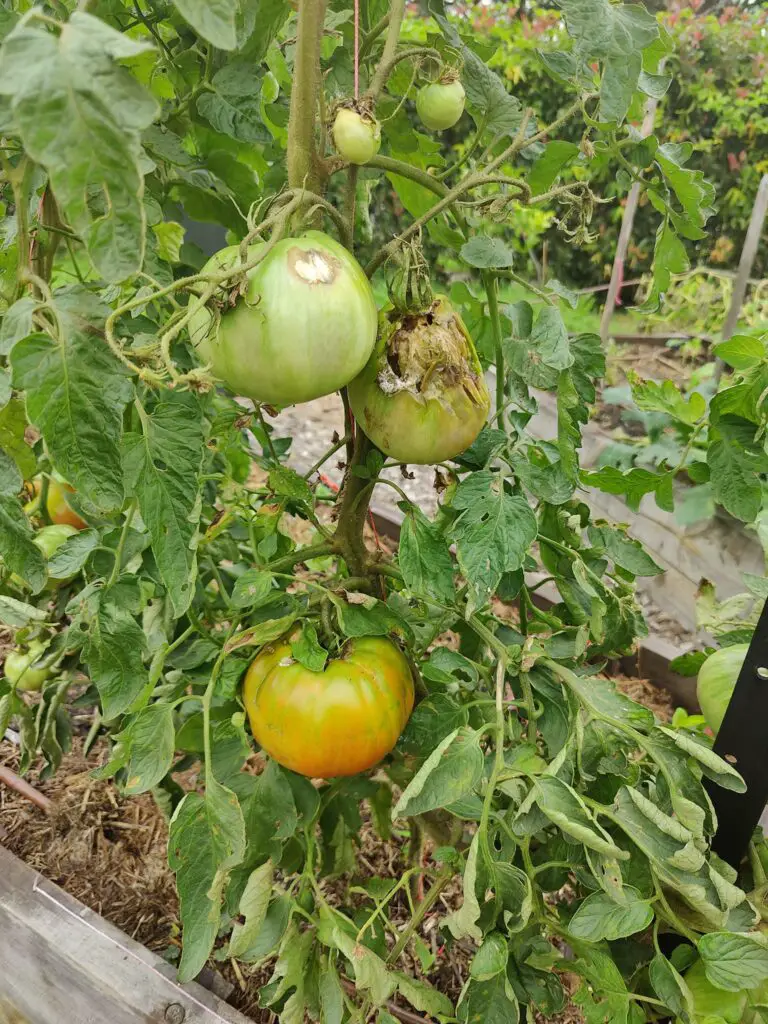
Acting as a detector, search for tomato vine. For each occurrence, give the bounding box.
[1,0,768,1022]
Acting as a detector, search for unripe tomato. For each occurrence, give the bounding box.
[333,108,381,165]
[348,297,490,464]
[678,959,747,1024]
[34,524,78,560]
[243,636,414,778]
[696,643,748,734]
[416,79,466,131]
[44,478,88,530]
[4,641,51,692]
[189,232,378,407]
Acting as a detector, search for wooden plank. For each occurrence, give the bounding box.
[714,173,768,383]
[0,845,250,1024]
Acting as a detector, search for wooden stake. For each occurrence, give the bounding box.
[599,94,661,343]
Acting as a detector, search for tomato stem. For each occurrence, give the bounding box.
[287,0,327,191]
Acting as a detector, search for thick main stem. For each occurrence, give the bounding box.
[334,430,376,577]
[287,0,327,190]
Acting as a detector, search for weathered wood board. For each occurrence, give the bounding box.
[0,844,250,1024]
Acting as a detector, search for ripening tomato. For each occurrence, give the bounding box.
[188,232,378,407]
[347,297,490,464]
[416,79,466,131]
[243,636,414,778]
[4,641,51,692]
[696,643,748,734]
[333,108,381,165]
[678,960,747,1024]
[35,477,88,530]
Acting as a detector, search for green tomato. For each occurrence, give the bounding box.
[34,523,78,559]
[347,297,490,464]
[416,79,466,131]
[678,959,747,1024]
[4,641,52,692]
[696,643,748,734]
[189,232,378,407]
[332,108,381,165]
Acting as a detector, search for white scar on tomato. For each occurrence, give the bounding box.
[290,248,339,285]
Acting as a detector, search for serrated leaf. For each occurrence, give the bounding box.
[587,524,663,577]
[0,595,48,627]
[450,470,537,608]
[471,933,509,980]
[393,727,483,818]
[699,932,768,992]
[0,13,157,280]
[460,236,515,269]
[228,859,274,959]
[600,52,641,125]
[197,60,268,142]
[47,529,100,579]
[12,330,132,511]
[528,141,580,196]
[268,464,314,506]
[151,221,185,264]
[630,376,706,425]
[395,973,453,1017]
[225,613,297,653]
[529,776,629,859]
[290,622,328,672]
[0,295,37,356]
[0,494,46,592]
[560,0,658,59]
[658,727,746,793]
[707,418,768,523]
[122,702,175,794]
[458,972,520,1024]
[169,779,246,982]
[232,569,275,609]
[649,954,694,1023]
[83,599,148,719]
[444,832,483,943]
[582,464,673,513]
[171,0,239,50]
[713,335,767,371]
[122,391,204,616]
[0,398,34,482]
[398,502,454,604]
[568,887,653,941]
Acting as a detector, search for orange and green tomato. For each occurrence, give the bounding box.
[243,636,414,778]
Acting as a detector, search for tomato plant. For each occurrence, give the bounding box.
[1,0,767,1021]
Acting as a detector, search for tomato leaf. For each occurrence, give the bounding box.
[0,494,46,592]
[648,954,694,1024]
[699,932,768,992]
[120,702,175,795]
[231,569,275,609]
[83,599,148,720]
[171,0,240,50]
[122,390,205,616]
[568,887,654,942]
[12,329,132,512]
[169,778,246,982]
[449,471,537,609]
[393,727,484,818]
[290,622,328,672]
[47,529,100,580]
[398,502,454,604]
[228,859,275,959]
[0,13,157,280]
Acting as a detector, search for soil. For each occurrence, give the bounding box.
[0,662,678,1024]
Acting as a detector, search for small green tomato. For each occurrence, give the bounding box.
[416,79,466,131]
[4,641,52,692]
[332,108,381,165]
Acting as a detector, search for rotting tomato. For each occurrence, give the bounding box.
[189,232,378,407]
[242,636,414,778]
[416,77,466,131]
[347,297,490,464]
[696,642,748,734]
[4,641,51,692]
[333,107,381,165]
